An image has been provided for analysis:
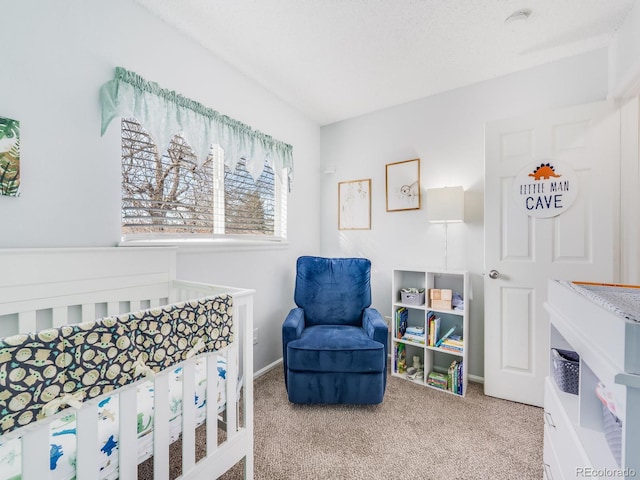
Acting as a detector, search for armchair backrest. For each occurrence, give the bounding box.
[294,256,372,327]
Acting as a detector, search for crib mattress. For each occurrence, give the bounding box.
[0,356,228,480]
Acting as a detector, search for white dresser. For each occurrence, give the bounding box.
[544,280,640,479]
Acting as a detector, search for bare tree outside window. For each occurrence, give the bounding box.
[121,117,281,239]
[224,158,275,235]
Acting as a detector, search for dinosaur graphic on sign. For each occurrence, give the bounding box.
[529,163,561,180]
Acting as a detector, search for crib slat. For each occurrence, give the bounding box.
[119,387,138,480]
[226,346,238,436]
[205,355,218,455]
[129,300,142,313]
[52,306,67,327]
[241,296,255,480]
[153,371,170,480]
[76,403,100,480]
[182,360,196,473]
[82,303,96,323]
[107,301,120,316]
[18,310,36,333]
[21,424,50,479]
[206,354,219,455]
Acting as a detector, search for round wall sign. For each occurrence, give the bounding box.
[512,160,578,218]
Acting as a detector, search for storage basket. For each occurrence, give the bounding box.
[551,348,580,395]
[401,288,425,306]
[601,403,622,467]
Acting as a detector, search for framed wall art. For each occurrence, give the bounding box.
[338,178,371,230]
[0,116,20,197]
[386,158,420,211]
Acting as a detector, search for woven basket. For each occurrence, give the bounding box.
[401,289,425,306]
[551,348,580,395]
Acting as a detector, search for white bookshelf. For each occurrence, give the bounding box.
[390,268,469,396]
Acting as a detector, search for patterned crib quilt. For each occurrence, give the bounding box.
[0,356,231,480]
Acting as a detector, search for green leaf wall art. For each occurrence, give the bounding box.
[0,116,20,197]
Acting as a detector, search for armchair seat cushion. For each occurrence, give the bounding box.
[287,325,385,374]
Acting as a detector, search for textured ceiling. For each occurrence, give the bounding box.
[134,0,635,126]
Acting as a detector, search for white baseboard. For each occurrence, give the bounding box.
[254,358,283,379]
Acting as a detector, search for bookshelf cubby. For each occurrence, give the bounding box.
[391,268,469,396]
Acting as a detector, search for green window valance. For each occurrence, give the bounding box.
[99,67,293,183]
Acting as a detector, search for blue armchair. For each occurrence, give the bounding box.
[282,256,388,404]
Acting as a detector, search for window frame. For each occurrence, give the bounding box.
[119,118,288,246]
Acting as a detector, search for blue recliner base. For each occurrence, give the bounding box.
[286,370,385,405]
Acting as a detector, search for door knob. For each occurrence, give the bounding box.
[489,269,500,279]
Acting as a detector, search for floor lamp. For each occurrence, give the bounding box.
[426,186,465,270]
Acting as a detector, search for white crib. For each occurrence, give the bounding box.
[0,247,254,480]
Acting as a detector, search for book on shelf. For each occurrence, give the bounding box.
[396,307,408,338]
[447,360,463,395]
[402,332,426,344]
[435,326,456,347]
[406,326,425,336]
[395,343,406,373]
[427,312,440,346]
[427,371,448,389]
[439,345,463,353]
[439,337,464,352]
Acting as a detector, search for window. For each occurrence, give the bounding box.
[121,118,286,241]
[101,67,292,243]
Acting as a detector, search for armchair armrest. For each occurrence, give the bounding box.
[282,308,305,388]
[363,307,388,359]
[283,307,305,344]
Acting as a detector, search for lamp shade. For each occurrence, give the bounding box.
[426,186,464,223]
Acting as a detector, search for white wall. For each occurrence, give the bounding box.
[320,49,610,378]
[609,1,640,98]
[612,3,640,284]
[0,0,321,371]
[620,96,640,284]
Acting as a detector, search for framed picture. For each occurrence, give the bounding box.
[386,158,420,211]
[0,117,20,197]
[338,179,371,230]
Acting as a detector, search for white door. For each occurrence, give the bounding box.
[484,101,620,407]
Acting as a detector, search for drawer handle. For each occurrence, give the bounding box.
[543,463,553,480]
[544,412,556,429]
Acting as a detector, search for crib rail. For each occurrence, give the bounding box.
[0,284,255,480]
[0,274,171,337]
[0,247,254,479]
[172,279,251,303]
[0,278,250,337]
[0,247,176,337]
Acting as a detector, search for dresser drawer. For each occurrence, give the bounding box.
[544,377,592,479]
[543,427,564,480]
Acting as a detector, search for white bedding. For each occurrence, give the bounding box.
[0,356,230,480]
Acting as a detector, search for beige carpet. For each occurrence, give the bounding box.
[214,367,543,480]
